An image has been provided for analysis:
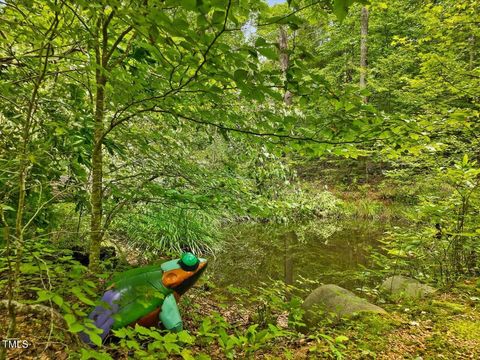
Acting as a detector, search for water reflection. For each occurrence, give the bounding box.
[210,220,387,291]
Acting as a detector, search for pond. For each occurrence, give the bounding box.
[209,220,390,291]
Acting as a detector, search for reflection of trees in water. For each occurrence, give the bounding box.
[295,220,342,244]
[212,221,387,289]
[283,231,296,286]
[211,224,287,287]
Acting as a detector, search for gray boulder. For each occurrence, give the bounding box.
[380,275,436,299]
[302,284,386,322]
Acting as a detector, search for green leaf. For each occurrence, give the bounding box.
[211,10,225,24]
[80,348,113,360]
[0,204,14,211]
[335,335,349,343]
[178,330,195,344]
[181,0,197,11]
[64,313,76,327]
[134,324,155,336]
[36,290,53,302]
[20,263,39,274]
[255,37,267,47]
[112,328,128,339]
[88,332,103,347]
[52,294,64,307]
[69,322,84,333]
[257,46,277,60]
[164,342,181,353]
[332,0,353,21]
[181,349,195,360]
[233,69,248,84]
[71,286,96,306]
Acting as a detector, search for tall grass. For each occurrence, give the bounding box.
[112,205,219,256]
[339,198,408,221]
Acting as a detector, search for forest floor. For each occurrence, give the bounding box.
[337,280,480,359]
[1,277,479,359]
[180,277,480,359]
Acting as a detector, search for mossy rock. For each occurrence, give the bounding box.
[380,275,436,299]
[302,284,386,323]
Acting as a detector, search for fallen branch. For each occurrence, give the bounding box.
[0,300,64,324]
[0,300,82,349]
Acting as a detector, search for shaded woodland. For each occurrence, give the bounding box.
[1,0,479,358]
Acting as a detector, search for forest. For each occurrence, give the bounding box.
[0,0,479,358]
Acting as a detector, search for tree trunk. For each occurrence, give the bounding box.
[89,72,106,272]
[283,231,295,286]
[88,10,111,272]
[469,34,475,71]
[87,11,133,271]
[360,6,369,103]
[0,34,55,358]
[279,26,292,106]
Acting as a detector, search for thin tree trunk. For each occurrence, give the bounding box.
[89,48,107,271]
[279,26,292,106]
[469,34,475,71]
[344,50,349,83]
[0,25,56,359]
[283,230,296,301]
[283,231,295,286]
[87,11,133,271]
[88,12,106,272]
[360,6,369,103]
[279,25,295,295]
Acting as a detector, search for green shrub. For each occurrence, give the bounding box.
[112,205,219,255]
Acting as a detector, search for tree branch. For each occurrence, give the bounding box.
[105,26,134,68]
[106,104,378,146]
[110,0,232,124]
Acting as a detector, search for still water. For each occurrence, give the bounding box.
[209,220,388,291]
